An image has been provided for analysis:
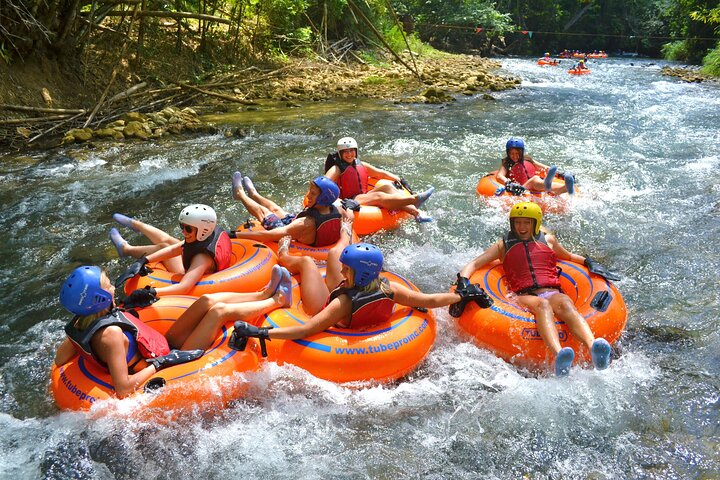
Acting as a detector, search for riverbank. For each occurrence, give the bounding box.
[1,52,519,151]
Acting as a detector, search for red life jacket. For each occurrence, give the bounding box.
[182,226,232,272]
[502,231,561,294]
[327,153,368,199]
[327,279,395,328]
[503,155,537,185]
[295,205,342,246]
[65,309,170,372]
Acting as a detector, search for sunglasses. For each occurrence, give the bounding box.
[180,223,195,233]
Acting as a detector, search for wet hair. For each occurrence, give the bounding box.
[74,272,113,329]
[358,277,392,296]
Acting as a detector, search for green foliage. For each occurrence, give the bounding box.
[662,40,691,61]
[362,75,387,84]
[358,50,391,66]
[701,41,720,76]
[383,25,438,56]
[657,0,720,63]
[0,43,11,65]
[689,6,720,30]
[391,0,511,51]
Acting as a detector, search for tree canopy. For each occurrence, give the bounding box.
[1,0,718,70]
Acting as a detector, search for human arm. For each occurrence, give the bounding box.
[146,242,184,264]
[154,253,215,295]
[363,162,401,183]
[459,240,504,278]
[94,326,158,398]
[325,165,341,185]
[495,164,511,185]
[54,337,79,366]
[547,234,620,281]
[527,157,551,172]
[230,218,311,243]
[116,242,185,288]
[546,234,586,263]
[390,283,461,308]
[268,296,352,340]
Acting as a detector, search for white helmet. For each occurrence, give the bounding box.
[179,204,216,241]
[337,137,358,152]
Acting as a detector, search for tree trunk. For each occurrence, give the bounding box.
[54,0,82,53]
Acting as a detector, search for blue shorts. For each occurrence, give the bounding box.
[261,213,296,230]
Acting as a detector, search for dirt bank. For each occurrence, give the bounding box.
[1,52,518,150]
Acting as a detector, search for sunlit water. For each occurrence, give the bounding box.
[1,58,719,478]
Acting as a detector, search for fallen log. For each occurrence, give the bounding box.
[0,115,73,125]
[107,82,149,103]
[0,104,86,114]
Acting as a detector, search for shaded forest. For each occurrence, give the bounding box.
[1,0,718,69]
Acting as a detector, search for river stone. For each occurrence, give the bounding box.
[147,112,167,125]
[94,128,124,140]
[64,128,93,142]
[121,112,146,123]
[123,121,149,139]
[167,124,183,134]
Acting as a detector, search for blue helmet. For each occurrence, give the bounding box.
[340,243,383,287]
[59,266,113,316]
[506,137,525,156]
[312,176,340,206]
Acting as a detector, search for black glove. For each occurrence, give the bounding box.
[228,321,273,357]
[122,286,158,309]
[340,198,361,212]
[149,349,204,370]
[449,274,493,318]
[226,229,238,239]
[584,257,621,282]
[505,181,526,196]
[115,256,152,288]
[399,178,414,194]
[449,274,470,318]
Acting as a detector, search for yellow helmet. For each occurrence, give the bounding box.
[509,201,542,235]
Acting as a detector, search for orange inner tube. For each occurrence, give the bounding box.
[50,295,260,413]
[124,238,276,296]
[475,171,575,214]
[457,260,626,370]
[250,268,437,383]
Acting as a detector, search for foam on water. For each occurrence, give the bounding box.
[1,57,719,478]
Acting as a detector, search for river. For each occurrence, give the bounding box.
[0,57,718,479]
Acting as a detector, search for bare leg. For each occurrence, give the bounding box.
[234,186,276,220]
[355,184,434,216]
[550,294,595,350]
[277,236,328,315]
[166,291,278,350]
[111,217,184,272]
[241,177,287,214]
[516,295,562,355]
[326,213,354,290]
[125,217,181,246]
[525,176,568,195]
